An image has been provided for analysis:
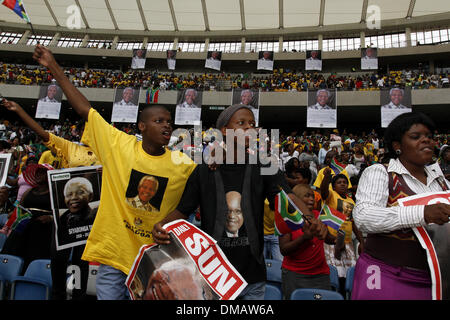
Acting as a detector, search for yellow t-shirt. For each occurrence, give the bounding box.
[81,108,196,275]
[263,199,275,235]
[38,149,62,169]
[45,133,100,168]
[313,166,352,191]
[323,189,355,243]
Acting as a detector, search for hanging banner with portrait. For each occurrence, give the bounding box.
[305,50,322,71]
[257,51,274,71]
[174,89,203,125]
[131,48,147,70]
[48,166,102,250]
[35,83,63,119]
[166,50,177,70]
[231,88,260,127]
[111,87,140,123]
[361,48,378,70]
[380,87,412,128]
[205,51,222,71]
[306,89,337,128]
[126,219,247,300]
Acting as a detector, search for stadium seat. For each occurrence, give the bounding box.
[0,274,4,300]
[290,288,344,300]
[9,277,50,300]
[9,259,52,300]
[345,266,355,299]
[0,254,24,300]
[264,283,282,300]
[0,233,6,251]
[328,264,339,291]
[265,259,282,289]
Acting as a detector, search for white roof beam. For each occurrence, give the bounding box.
[201,0,210,31]
[407,0,416,18]
[167,0,178,32]
[136,0,149,31]
[279,0,284,29]
[239,0,246,30]
[361,0,368,23]
[319,0,325,26]
[74,0,90,29]
[104,0,119,30]
[44,0,60,27]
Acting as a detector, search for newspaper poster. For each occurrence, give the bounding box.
[305,50,322,71]
[307,89,337,128]
[48,166,102,250]
[126,219,247,300]
[231,88,260,127]
[257,51,274,71]
[0,153,12,186]
[205,51,222,71]
[380,87,412,128]
[397,190,450,300]
[167,50,177,70]
[175,89,202,125]
[111,87,140,123]
[35,84,62,119]
[131,48,147,69]
[361,47,378,70]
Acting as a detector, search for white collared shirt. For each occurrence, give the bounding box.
[39,96,58,103]
[177,101,198,108]
[381,101,408,109]
[115,99,137,107]
[354,158,449,234]
[308,103,332,110]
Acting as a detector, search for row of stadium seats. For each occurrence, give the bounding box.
[0,254,51,300]
[264,258,355,300]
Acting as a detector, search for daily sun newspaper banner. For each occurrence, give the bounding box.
[126,219,247,300]
[397,190,450,300]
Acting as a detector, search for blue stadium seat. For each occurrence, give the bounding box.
[0,233,6,251]
[0,274,4,300]
[9,278,50,300]
[0,254,24,300]
[290,288,344,300]
[10,259,52,300]
[328,264,340,291]
[264,283,282,300]
[265,259,282,287]
[345,266,355,299]
[0,254,24,282]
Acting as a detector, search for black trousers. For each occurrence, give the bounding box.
[50,230,90,300]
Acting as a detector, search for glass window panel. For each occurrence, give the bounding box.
[440,29,448,42]
[424,31,432,44]
[432,30,440,43]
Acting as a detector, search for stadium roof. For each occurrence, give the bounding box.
[1,0,449,33]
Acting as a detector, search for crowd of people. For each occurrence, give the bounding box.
[0,44,449,301]
[1,62,449,92]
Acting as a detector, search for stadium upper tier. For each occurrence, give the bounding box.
[1,0,450,39]
[1,64,448,91]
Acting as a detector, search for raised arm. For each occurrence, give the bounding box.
[32,44,91,120]
[320,167,332,201]
[2,99,49,142]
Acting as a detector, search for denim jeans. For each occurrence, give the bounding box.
[96,264,130,300]
[237,281,266,300]
[263,234,283,261]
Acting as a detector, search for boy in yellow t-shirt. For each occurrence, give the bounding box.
[33,44,196,300]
